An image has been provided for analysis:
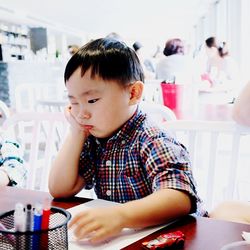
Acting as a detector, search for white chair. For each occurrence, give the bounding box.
[140,101,176,123]
[142,81,163,104]
[2,112,69,191]
[0,100,10,125]
[36,99,68,112]
[14,83,67,112]
[14,83,37,112]
[163,120,250,210]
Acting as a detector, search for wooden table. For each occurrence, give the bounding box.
[1,187,250,250]
[122,216,250,250]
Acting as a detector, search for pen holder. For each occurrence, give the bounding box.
[0,206,71,250]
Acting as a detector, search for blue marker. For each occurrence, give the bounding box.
[33,203,43,231]
[32,203,43,249]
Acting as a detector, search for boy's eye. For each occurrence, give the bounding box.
[88,98,99,104]
[71,102,79,105]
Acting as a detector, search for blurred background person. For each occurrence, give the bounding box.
[155,38,195,84]
[205,36,218,60]
[194,36,218,86]
[105,32,124,41]
[132,41,155,79]
[68,44,80,56]
[207,41,239,88]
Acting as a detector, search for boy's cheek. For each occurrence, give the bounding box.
[70,107,79,117]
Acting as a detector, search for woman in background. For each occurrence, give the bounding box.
[155,38,194,84]
[207,41,239,87]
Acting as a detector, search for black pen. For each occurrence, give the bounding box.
[26,204,33,231]
[26,204,33,249]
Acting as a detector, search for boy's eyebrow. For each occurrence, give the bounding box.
[68,89,100,99]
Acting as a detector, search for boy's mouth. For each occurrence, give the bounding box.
[83,125,93,130]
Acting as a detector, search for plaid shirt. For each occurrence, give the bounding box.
[0,136,27,187]
[79,108,207,216]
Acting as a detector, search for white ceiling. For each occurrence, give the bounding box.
[0,0,215,44]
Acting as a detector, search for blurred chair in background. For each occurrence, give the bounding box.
[2,112,68,191]
[140,100,176,123]
[164,120,250,211]
[142,80,163,104]
[36,99,67,112]
[14,83,37,112]
[14,83,67,112]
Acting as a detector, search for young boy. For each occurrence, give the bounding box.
[48,38,206,243]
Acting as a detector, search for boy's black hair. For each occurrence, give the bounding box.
[64,38,144,85]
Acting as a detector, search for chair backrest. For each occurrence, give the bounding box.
[14,83,67,112]
[36,100,68,112]
[14,84,37,112]
[140,101,177,123]
[163,120,250,210]
[2,112,69,191]
[142,81,163,104]
[0,100,10,125]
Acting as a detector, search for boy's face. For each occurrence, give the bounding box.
[66,67,135,138]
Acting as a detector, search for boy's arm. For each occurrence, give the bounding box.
[232,81,250,126]
[118,188,191,228]
[69,188,192,243]
[48,129,87,198]
[70,136,196,242]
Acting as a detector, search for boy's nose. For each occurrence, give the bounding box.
[77,111,91,120]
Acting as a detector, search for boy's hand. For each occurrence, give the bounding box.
[69,206,124,243]
[64,105,90,137]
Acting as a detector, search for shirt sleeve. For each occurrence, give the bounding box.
[140,135,200,213]
[0,139,27,187]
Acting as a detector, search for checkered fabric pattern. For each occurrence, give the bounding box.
[79,108,207,216]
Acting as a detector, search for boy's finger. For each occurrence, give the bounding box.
[89,228,110,243]
[68,211,93,228]
[75,222,100,239]
[68,213,84,228]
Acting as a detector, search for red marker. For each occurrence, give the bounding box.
[40,198,51,250]
[41,198,51,230]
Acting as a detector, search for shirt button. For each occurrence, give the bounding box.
[121,140,126,145]
[106,160,112,166]
[106,190,112,196]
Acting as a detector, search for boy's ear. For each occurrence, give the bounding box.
[128,81,144,105]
